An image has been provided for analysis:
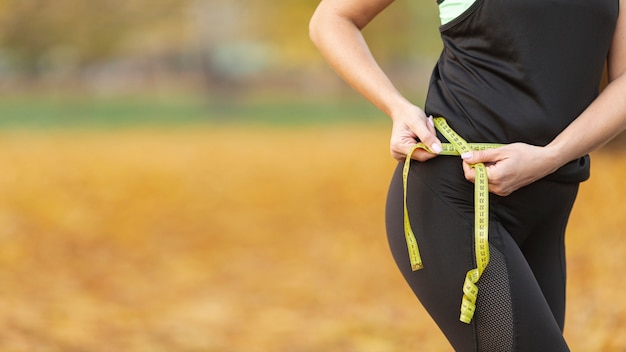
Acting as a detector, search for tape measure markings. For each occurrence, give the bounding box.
[402,117,502,324]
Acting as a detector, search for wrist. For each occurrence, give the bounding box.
[541,143,570,175]
[388,100,423,122]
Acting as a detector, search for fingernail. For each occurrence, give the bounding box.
[431,143,443,154]
[428,116,435,127]
[461,152,472,160]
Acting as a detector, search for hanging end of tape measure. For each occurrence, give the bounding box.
[411,263,424,271]
[459,313,473,325]
[459,298,476,324]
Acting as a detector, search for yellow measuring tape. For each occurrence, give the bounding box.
[402,117,504,324]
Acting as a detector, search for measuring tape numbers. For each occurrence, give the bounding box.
[402,117,504,324]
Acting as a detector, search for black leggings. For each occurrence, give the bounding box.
[385,157,579,352]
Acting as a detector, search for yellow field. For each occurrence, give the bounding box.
[0,125,624,351]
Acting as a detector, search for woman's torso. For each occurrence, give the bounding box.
[425,0,619,181]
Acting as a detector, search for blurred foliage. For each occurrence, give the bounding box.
[0,126,624,350]
[0,0,442,94]
[0,0,183,74]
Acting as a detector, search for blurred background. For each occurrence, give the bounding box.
[0,0,441,126]
[0,1,625,351]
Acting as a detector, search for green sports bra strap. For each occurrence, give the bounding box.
[438,0,476,25]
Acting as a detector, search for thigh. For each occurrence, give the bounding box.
[519,181,579,330]
[385,158,572,351]
[385,158,476,350]
[482,220,570,351]
[492,180,580,330]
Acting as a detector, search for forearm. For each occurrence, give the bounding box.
[544,73,626,169]
[309,5,412,119]
[544,0,626,171]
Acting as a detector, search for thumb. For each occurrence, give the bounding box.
[418,116,443,154]
[461,148,499,164]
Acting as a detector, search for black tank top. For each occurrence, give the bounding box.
[425,0,619,182]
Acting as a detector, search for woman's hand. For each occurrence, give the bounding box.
[310,1,445,159]
[461,143,559,196]
[390,105,443,162]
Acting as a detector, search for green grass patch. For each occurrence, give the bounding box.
[0,96,389,129]
[0,97,208,129]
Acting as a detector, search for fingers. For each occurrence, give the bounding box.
[461,148,499,188]
[462,161,475,183]
[461,147,518,196]
[461,149,495,183]
[390,110,443,162]
[460,148,498,165]
[400,147,435,162]
[422,116,444,155]
[407,115,443,160]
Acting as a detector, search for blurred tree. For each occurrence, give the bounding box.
[245,0,441,69]
[0,0,184,75]
[186,0,257,91]
[0,0,443,96]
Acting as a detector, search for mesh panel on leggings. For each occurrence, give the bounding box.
[475,244,515,351]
